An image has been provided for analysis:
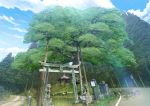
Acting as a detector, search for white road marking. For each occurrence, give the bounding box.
[115,93,122,106]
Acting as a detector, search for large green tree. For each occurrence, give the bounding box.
[12,6,136,71]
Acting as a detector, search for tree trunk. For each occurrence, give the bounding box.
[137,73,145,87]
[145,61,150,77]
[37,71,45,106]
[110,78,115,88]
[77,47,83,95]
[37,37,49,106]
[124,79,129,88]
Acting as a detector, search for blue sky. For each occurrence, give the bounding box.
[0,7,33,60]
[0,0,150,61]
[112,0,149,11]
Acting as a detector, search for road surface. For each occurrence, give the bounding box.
[0,95,24,106]
[118,88,150,106]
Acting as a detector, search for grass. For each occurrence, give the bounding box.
[96,95,118,106]
[53,96,83,106]
[52,94,118,106]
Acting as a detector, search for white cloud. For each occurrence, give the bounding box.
[10,27,27,33]
[0,0,115,13]
[128,1,150,22]
[94,0,115,9]
[0,15,17,25]
[0,47,27,56]
[0,47,27,61]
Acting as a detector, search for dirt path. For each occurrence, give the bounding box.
[0,95,24,106]
[118,88,150,106]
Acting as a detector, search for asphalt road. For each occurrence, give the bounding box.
[118,88,150,106]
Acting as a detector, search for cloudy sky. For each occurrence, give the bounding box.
[0,0,150,61]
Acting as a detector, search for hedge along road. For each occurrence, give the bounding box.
[0,95,24,106]
[117,88,150,106]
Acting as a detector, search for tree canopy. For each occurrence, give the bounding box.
[12,6,136,71]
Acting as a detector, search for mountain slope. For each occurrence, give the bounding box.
[124,13,150,59]
[124,13,150,86]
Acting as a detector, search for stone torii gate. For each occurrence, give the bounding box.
[39,61,80,106]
